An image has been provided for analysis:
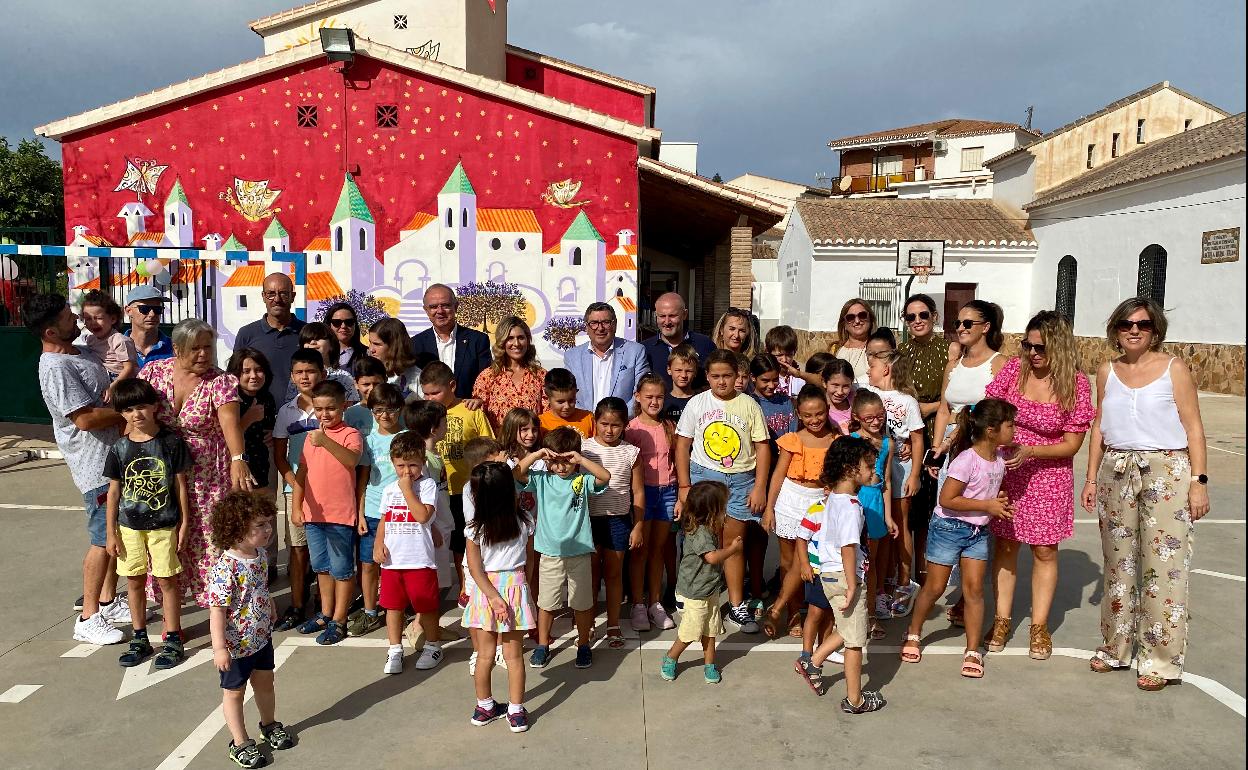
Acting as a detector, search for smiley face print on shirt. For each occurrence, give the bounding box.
[703,421,743,468]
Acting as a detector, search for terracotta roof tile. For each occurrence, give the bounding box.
[127,232,167,246]
[827,119,1037,149]
[1026,113,1245,210]
[401,212,436,232]
[223,265,269,288]
[307,271,344,301]
[606,253,637,271]
[477,208,542,233]
[612,295,637,312]
[304,236,331,251]
[795,198,1035,246]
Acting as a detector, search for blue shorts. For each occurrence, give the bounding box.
[591,515,632,552]
[305,522,357,580]
[803,579,832,610]
[84,484,109,547]
[924,515,990,565]
[644,484,677,522]
[690,464,758,523]
[219,640,275,690]
[358,516,380,565]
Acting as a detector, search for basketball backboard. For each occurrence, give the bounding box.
[896,240,946,276]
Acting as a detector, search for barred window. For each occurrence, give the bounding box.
[1137,244,1167,304]
[376,104,400,129]
[960,146,984,172]
[1056,255,1077,323]
[296,105,317,128]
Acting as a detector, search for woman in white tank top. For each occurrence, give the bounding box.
[1082,298,1209,692]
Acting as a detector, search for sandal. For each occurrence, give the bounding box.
[296,612,329,635]
[761,610,781,640]
[153,635,185,670]
[986,617,1011,652]
[1137,674,1169,691]
[899,633,922,663]
[605,625,626,649]
[787,616,804,639]
[946,603,965,628]
[961,649,985,678]
[1089,651,1129,673]
[1028,623,1052,661]
[869,620,886,641]
[794,657,824,696]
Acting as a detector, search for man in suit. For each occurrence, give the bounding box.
[410,284,492,399]
[563,302,650,411]
[641,291,716,385]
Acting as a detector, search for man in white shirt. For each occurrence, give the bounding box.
[563,302,650,411]
[409,284,492,399]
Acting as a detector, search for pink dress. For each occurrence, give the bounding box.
[140,358,240,607]
[985,357,1095,545]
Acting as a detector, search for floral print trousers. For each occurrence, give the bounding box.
[1095,448,1194,680]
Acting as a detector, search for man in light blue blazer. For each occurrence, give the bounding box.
[563,302,651,412]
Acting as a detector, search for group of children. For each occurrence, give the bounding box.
[101,317,1024,765]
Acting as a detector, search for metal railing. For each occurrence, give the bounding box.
[859,277,903,331]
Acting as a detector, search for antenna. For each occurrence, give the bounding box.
[814,172,830,185]
[1025,105,1034,131]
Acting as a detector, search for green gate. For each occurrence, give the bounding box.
[0,227,60,424]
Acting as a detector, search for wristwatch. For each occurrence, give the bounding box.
[231,453,246,462]
[1194,474,1208,485]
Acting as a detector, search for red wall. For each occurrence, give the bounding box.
[62,56,640,253]
[839,144,935,179]
[505,52,647,126]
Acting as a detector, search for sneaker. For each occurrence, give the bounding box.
[649,603,676,631]
[828,648,845,665]
[274,605,305,632]
[840,690,887,714]
[507,706,530,733]
[118,636,153,667]
[703,664,721,684]
[100,596,133,625]
[471,701,507,726]
[529,645,551,668]
[315,620,345,645]
[574,644,592,669]
[73,595,85,612]
[726,602,760,634]
[630,603,651,632]
[468,650,478,675]
[890,582,919,618]
[73,612,124,645]
[259,721,294,750]
[384,646,404,675]
[347,610,384,637]
[875,593,893,619]
[415,644,444,670]
[660,656,677,681]
[227,739,266,768]
[494,645,508,670]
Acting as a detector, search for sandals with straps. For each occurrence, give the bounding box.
[605,626,626,649]
[794,657,824,696]
[1137,674,1169,691]
[761,610,781,640]
[899,633,922,663]
[961,649,985,678]
[1089,650,1129,673]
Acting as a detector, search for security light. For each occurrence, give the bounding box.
[319,27,356,64]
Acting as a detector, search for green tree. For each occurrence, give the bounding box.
[711,172,723,183]
[0,137,64,233]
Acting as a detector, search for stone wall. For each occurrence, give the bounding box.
[793,329,1245,396]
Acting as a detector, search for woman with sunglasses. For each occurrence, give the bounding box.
[321,302,368,369]
[830,298,876,381]
[712,307,757,358]
[1081,298,1208,691]
[983,311,1094,661]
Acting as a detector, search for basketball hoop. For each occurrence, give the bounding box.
[912,266,932,285]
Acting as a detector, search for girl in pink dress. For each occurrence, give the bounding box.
[983,312,1094,660]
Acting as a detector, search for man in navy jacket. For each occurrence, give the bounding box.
[641,292,715,385]
[410,284,492,399]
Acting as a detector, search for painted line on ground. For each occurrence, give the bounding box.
[0,503,84,511]
[0,684,42,703]
[1208,444,1245,456]
[1075,519,1244,524]
[1192,568,1246,583]
[61,643,101,658]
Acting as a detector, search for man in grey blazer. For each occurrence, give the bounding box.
[563,302,650,411]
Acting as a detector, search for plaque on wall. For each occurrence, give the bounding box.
[1201,227,1240,264]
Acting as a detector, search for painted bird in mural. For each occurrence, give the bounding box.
[219,177,283,222]
[541,178,591,208]
[113,158,169,199]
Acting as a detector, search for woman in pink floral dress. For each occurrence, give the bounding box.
[472,317,547,434]
[140,319,252,607]
[984,311,1095,660]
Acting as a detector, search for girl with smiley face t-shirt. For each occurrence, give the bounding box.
[676,389,769,475]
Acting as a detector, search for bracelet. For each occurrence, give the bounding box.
[231,454,246,462]
[1083,478,1096,485]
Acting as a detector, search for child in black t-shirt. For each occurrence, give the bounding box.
[104,378,192,669]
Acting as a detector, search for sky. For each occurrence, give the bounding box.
[2,0,1244,186]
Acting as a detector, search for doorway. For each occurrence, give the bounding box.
[943,283,977,336]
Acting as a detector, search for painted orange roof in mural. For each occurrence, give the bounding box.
[544,243,561,254]
[606,253,636,271]
[477,208,542,233]
[74,234,114,247]
[307,271,344,301]
[402,212,437,232]
[127,232,167,246]
[613,296,637,312]
[304,236,331,251]
[223,265,268,287]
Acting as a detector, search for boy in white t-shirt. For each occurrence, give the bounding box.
[796,436,885,714]
[374,431,444,675]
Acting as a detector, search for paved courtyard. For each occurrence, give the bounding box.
[0,394,1243,769]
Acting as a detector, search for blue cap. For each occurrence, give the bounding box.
[124,286,170,306]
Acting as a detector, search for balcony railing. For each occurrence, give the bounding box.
[830,171,916,193]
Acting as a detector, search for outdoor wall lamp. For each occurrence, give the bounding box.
[320,27,356,66]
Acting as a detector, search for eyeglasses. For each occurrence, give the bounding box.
[328,318,356,328]
[858,414,886,422]
[955,319,986,330]
[844,311,870,323]
[372,408,399,416]
[903,311,931,323]
[262,290,294,300]
[867,350,896,360]
[1021,342,1047,355]
[134,305,164,316]
[1115,319,1155,333]
[586,319,615,329]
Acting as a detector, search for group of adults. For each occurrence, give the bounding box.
[31,273,1209,689]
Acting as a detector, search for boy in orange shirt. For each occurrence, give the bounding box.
[538,368,595,439]
[291,380,362,645]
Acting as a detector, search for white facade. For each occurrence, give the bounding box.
[1027,158,1245,344]
[658,142,698,174]
[932,130,1034,180]
[116,202,152,240]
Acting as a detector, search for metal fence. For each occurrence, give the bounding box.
[859,277,903,332]
[88,254,216,327]
[0,227,60,326]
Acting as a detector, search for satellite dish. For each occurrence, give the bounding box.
[837,175,853,193]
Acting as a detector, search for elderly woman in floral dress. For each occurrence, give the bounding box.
[139,319,252,606]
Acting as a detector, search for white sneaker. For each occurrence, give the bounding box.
[468,650,478,676]
[101,596,154,625]
[494,646,508,669]
[649,602,676,630]
[73,612,125,645]
[383,646,403,675]
[829,648,845,665]
[415,644,443,670]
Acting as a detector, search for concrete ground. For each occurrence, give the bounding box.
[0,394,1244,769]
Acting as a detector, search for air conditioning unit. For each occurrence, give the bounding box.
[933,138,948,153]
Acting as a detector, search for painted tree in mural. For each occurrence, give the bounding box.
[314,289,390,331]
[456,281,526,333]
[543,315,586,350]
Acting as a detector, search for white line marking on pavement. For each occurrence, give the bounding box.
[1192,568,1247,583]
[0,684,42,703]
[61,644,101,658]
[1208,445,1245,456]
[0,503,83,511]
[1075,519,1244,524]
[117,649,215,700]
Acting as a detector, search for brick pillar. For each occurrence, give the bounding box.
[729,224,753,312]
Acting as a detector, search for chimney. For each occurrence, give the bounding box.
[616,229,635,248]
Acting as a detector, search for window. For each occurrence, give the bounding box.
[570,246,582,266]
[181,211,187,225]
[445,208,452,227]
[169,212,176,226]
[358,227,367,251]
[616,288,624,297]
[548,257,554,267]
[1137,244,1167,304]
[314,253,322,265]
[393,14,408,29]
[960,146,985,172]
[461,208,468,228]
[296,105,317,128]
[238,295,248,310]
[515,237,527,251]
[376,105,400,129]
[857,277,903,331]
[558,278,577,303]
[334,226,343,251]
[489,238,501,250]
[1056,255,1077,323]
[1184,118,1193,131]
[269,245,276,253]
[1111,133,1120,158]
[487,262,506,283]
[444,239,455,251]
[1086,144,1095,169]
[876,154,902,176]
[1136,119,1146,144]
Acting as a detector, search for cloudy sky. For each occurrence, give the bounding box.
[2,0,1243,185]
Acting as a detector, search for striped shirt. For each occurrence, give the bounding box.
[580,438,640,518]
[798,492,867,579]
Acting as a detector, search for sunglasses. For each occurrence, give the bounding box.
[134,305,164,316]
[328,318,356,328]
[1115,319,1155,333]
[1021,342,1047,355]
[955,319,986,330]
[844,311,870,323]
[903,311,931,323]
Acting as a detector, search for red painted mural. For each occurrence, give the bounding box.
[504,52,649,126]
